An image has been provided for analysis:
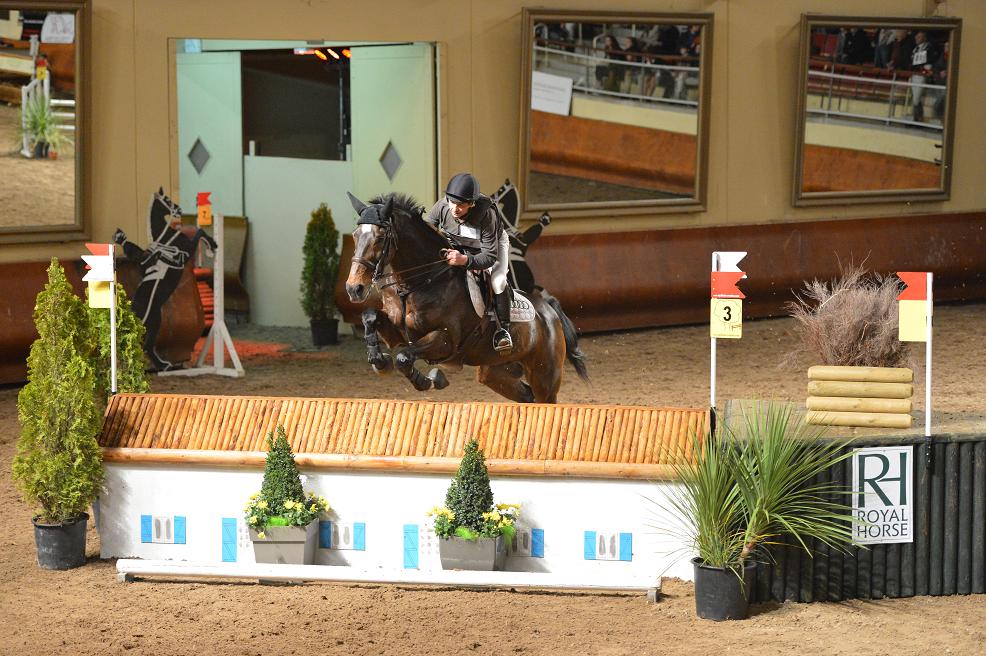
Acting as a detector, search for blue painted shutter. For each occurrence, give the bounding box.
[319,520,332,549]
[354,522,366,551]
[531,528,545,558]
[221,518,237,562]
[619,532,632,561]
[174,516,186,544]
[140,515,152,543]
[403,524,419,569]
[583,531,596,560]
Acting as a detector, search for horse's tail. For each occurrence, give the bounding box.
[540,289,590,383]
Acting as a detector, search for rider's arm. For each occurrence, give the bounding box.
[465,208,499,270]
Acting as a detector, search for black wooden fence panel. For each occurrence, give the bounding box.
[751,435,986,603]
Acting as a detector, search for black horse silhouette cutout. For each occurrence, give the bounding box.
[345,191,588,403]
[490,179,552,294]
[114,187,217,371]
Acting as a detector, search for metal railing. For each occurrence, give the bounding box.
[533,41,700,109]
[807,68,946,132]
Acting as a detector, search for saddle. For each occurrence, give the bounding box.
[465,272,536,323]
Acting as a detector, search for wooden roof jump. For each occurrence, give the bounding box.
[99,394,708,480]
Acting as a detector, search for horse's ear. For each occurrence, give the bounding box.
[157,186,164,195]
[347,191,368,214]
[382,195,394,218]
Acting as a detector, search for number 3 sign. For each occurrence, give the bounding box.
[710,298,742,338]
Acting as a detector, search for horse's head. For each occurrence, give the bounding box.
[345,191,395,302]
[148,187,183,242]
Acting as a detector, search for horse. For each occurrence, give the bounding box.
[115,188,216,370]
[344,191,589,403]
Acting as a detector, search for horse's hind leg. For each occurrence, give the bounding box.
[477,364,535,403]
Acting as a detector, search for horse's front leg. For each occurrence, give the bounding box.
[362,308,403,374]
[395,328,454,392]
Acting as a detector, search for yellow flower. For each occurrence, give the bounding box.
[250,493,259,500]
[284,500,295,510]
[257,500,268,510]
[309,504,317,512]
[248,516,258,524]
[257,531,266,539]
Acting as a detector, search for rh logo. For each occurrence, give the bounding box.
[852,446,913,544]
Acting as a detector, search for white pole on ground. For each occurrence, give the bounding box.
[710,252,718,412]
[158,211,244,378]
[925,272,933,438]
[110,256,118,394]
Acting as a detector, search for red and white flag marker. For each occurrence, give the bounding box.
[710,251,747,416]
[897,271,933,437]
[83,243,117,393]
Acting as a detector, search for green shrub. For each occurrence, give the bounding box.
[88,282,149,401]
[245,426,328,536]
[300,203,340,321]
[429,440,520,540]
[13,259,104,523]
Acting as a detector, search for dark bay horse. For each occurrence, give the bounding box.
[344,192,588,403]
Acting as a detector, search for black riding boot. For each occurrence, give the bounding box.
[493,290,513,352]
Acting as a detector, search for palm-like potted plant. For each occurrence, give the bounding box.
[660,401,857,620]
[245,426,329,565]
[13,260,104,570]
[19,93,70,159]
[429,440,519,571]
[300,203,341,346]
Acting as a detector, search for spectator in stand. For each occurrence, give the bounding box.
[873,28,896,68]
[594,35,623,92]
[887,29,915,71]
[843,27,875,65]
[908,31,939,122]
[621,36,643,94]
[673,25,701,100]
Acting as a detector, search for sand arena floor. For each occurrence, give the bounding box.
[2,304,985,655]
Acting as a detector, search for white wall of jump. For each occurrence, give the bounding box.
[97,464,696,586]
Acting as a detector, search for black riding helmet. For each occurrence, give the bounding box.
[445,173,480,203]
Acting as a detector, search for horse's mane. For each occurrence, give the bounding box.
[369,192,424,219]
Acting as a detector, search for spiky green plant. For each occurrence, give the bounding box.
[300,203,340,322]
[655,401,856,573]
[13,259,104,524]
[87,283,149,402]
[445,440,495,533]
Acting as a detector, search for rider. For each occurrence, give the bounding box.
[425,173,513,352]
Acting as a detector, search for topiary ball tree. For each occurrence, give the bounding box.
[445,440,494,533]
[260,426,306,512]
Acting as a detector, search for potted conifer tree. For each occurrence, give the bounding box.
[245,426,329,565]
[429,440,519,571]
[13,260,104,569]
[300,203,341,346]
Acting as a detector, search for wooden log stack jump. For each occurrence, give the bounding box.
[805,365,914,428]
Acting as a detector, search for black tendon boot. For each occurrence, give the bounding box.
[493,290,513,352]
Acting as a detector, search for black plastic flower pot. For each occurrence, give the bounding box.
[310,318,339,346]
[692,557,757,621]
[32,512,88,570]
[33,140,49,159]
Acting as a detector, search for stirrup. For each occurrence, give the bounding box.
[493,329,513,352]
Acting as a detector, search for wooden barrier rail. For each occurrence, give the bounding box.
[99,394,707,481]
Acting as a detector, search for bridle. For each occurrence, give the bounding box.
[351,208,449,292]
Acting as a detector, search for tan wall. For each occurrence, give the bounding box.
[3,0,984,263]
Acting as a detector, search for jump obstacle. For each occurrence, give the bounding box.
[97,393,707,589]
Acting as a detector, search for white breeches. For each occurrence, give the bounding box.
[490,230,510,294]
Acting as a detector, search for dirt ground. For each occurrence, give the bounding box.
[0,102,76,229]
[2,304,985,655]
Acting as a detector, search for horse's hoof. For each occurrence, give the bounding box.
[429,368,449,390]
[370,354,393,374]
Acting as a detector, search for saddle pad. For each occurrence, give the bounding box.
[465,274,535,323]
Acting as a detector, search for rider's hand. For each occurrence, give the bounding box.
[446,250,468,267]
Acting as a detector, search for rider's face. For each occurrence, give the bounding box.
[447,197,474,220]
